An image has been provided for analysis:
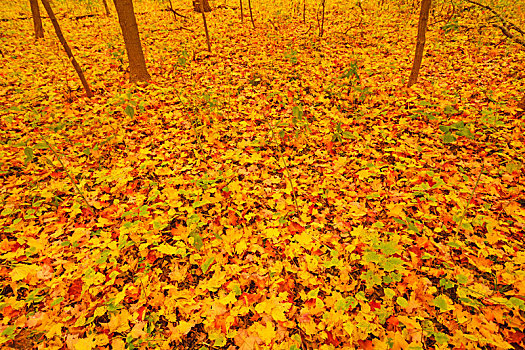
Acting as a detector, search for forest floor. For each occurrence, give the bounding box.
[1,0,524,349]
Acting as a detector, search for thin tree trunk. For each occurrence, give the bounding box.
[248,0,255,28]
[240,0,243,22]
[518,95,525,110]
[407,0,431,88]
[303,0,306,23]
[40,0,93,97]
[113,0,151,82]
[101,0,110,15]
[30,0,44,39]
[319,0,325,37]
[193,0,211,12]
[199,0,211,51]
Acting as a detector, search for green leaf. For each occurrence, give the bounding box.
[124,105,135,118]
[396,297,408,307]
[433,294,453,312]
[434,332,449,345]
[377,241,398,256]
[363,251,381,263]
[24,147,34,163]
[442,132,456,143]
[201,257,215,274]
[189,231,203,250]
[444,105,459,115]
[450,120,465,129]
[439,278,455,289]
[34,143,48,149]
[509,297,525,310]
[456,274,468,284]
[382,257,403,272]
[384,288,395,299]
[193,199,212,208]
[307,287,319,299]
[1,326,15,337]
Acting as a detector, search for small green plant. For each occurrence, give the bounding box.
[112,90,145,119]
[439,121,474,143]
[177,49,190,66]
[441,18,459,33]
[480,108,504,126]
[331,122,353,142]
[284,45,298,64]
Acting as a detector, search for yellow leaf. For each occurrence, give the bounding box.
[254,322,276,344]
[155,244,180,255]
[271,302,291,322]
[343,322,355,336]
[131,322,147,339]
[294,231,314,249]
[264,227,280,239]
[74,336,96,350]
[10,264,39,282]
[94,334,109,346]
[94,306,106,318]
[235,240,247,254]
[219,292,237,305]
[111,338,126,350]
[255,300,270,314]
[46,323,62,339]
[386,203,405,218]
[106,310,130,333]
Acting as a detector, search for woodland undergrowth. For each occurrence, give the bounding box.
[0,0,524,349]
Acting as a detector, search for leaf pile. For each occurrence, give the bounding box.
[1,0,524,349]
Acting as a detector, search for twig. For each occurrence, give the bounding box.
[166,7,188,19]
[37,130,95,215]
[454,162,485,239]
[463,0,524,35]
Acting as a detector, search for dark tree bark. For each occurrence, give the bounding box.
[40,0,93,97]
[248,0,255,28]
[193,0,211,13]
[407,0,431,87]
[319,0,326,37]
[101,0,110,15]
[240,0,243,22]
[30,0,44,39]
[199,0,211,51]
[112,0,151,82]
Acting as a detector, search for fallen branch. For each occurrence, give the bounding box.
[463,0,524,35]
[492,23,525,48]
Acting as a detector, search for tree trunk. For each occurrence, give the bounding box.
[303,0,306,23]
[112,0,151,83]
[518,95,525,110]
[193,0,211,13]
[407,0,431,88]
[240,0,243,22]
[319,0,325,37]
[248,0,255,28]
[199,0,211,51]
[30,0,44,39]
[40,0,93,97]
[101,0,110,15]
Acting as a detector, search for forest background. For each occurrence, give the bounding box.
[0,0,524,348]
